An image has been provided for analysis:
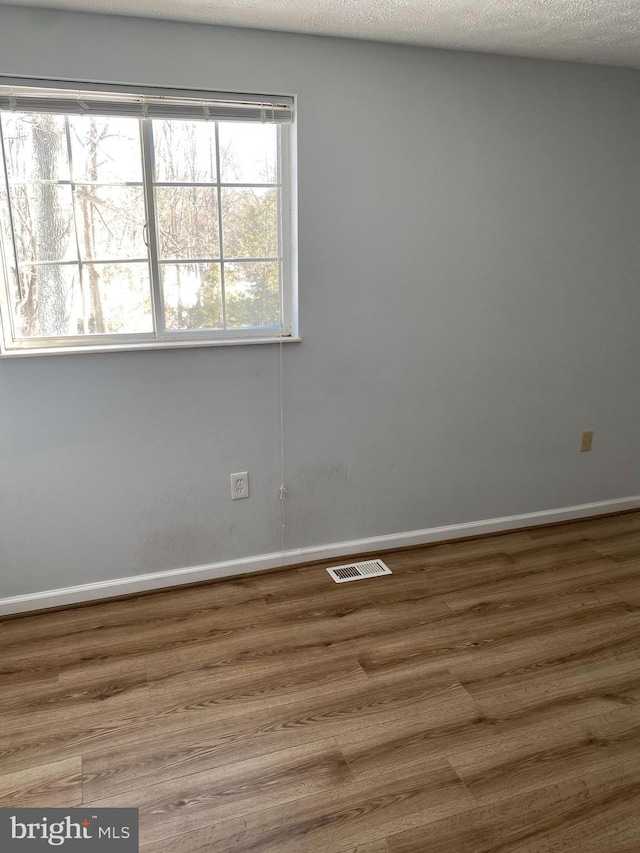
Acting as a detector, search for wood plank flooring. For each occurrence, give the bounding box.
[1,510,640,851]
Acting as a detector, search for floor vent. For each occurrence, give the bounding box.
[326,559,392,583]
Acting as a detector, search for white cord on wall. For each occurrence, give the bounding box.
[278,261,287,555]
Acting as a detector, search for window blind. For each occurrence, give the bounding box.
[0,78,294,124]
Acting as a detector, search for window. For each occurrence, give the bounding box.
[0,78,296,355]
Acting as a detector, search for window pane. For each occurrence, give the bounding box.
[0,185,14,265]
[75,185,147,260]
[83,262,153,334]
[161,262,222,330]
[156,186,220,260]
[219,123,277,184]
[6,263,20,318]
[69,116,143,184]
[11,261,153,337]
[1,112,70,183]
[9,183,76,263]
[225,261,279,328]
[152,120,218,183]
[15,263,80,337]
[222,187,278,259]
[4,263,22,335]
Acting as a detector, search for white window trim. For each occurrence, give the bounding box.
[0,77,298,357]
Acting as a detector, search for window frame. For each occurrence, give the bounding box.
[0,77,298,357]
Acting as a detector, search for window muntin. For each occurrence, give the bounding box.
[0,82,294,354]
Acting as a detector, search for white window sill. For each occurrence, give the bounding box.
[0,336,301,358]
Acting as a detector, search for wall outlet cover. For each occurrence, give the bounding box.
[231,472,249,499]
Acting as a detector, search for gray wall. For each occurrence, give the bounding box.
[1,5,639,598]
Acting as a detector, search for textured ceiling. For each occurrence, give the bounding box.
[3,0,640,67]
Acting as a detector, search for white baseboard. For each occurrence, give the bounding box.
[2,495,638,616]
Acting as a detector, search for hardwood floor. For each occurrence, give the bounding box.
[1,510,640,851]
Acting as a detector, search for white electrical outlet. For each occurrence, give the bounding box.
[231,472,249,500]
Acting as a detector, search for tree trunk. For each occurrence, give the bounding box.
[32,114,70,336]
[84,118,105,334]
